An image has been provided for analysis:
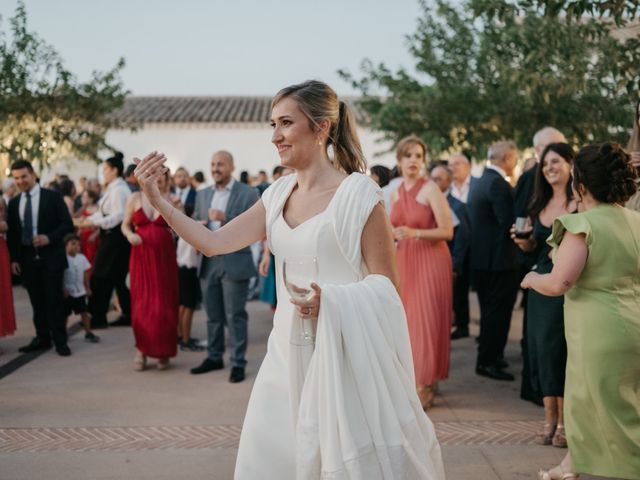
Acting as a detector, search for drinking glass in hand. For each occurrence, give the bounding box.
[514,216,532,239]
[283,256,318,345]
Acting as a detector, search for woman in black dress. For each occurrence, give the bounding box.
[511,143,576,448]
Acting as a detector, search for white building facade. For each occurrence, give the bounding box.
[63,96,397,182]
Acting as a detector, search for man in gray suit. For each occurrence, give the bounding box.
[190,151,259,382]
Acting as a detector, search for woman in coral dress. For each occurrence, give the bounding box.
[391,135,454,409]
[0,197,16,344]
[121,170,179,371]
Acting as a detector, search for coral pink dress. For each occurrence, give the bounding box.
[391,179,452,385]
[129,208,179,358]
[0,235,16,337]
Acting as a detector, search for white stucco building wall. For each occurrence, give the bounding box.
[57,123,397,183]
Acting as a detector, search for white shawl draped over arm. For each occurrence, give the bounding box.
[286,173,445,479]
[294,275,445,479]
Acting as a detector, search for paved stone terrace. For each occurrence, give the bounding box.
[0,288,614,479]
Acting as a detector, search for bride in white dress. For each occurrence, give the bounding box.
[133,80,445,479]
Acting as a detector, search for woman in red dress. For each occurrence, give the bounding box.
[0,197,17,346]
[390,136,454,409]
[121,170,179,371]
[77,189,101,269]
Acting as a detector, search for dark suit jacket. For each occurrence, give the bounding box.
[447,193,471,275]
[7,187,74,272]
[184,187,197,217]
[469,168,519,271]
[514,166,536,218]
[194,181,259,280]
[466,176,479,209]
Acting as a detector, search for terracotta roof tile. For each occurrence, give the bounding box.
[112,96,368,125]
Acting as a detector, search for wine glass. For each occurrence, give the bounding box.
[514,216,532,239]
[283,256,318,346]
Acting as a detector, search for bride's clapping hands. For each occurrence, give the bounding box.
[134,151,168,203]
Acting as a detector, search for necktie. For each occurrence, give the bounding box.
[22,191,33,246]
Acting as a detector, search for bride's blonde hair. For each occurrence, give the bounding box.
[272,80,366,174]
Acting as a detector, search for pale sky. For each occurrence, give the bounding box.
[1,0,423,96]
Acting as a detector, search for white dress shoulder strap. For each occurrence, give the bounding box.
[261,174,297,250]
[330,172,384,274]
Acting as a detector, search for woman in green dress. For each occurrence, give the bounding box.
[522,142,640,480]
[512,143,576,449]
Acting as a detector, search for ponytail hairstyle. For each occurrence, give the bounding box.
[271,80,366,174]
[573,142,638,204]
[626,98,640,153]
[105,152,125,177]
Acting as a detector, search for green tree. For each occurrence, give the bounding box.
[470,0,639,26]
[342,0,640,158]
[0,2,131,175]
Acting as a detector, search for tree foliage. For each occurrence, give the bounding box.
[0,2,131,174]
[470,0,639,26]
[341,0,640,158]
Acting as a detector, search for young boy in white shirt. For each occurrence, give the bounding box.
[63,234,99,343]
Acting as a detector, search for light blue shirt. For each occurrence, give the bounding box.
[208,178,235,231]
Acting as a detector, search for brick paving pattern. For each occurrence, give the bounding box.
[0,421,542,453]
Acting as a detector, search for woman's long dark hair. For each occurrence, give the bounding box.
[528,143,575,220]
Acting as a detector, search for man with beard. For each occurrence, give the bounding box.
[190,151,259,383]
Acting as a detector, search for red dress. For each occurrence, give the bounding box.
[0,236,16,337]
[79,209,100,267]
[129,208,179,358]
[390,179,452,385]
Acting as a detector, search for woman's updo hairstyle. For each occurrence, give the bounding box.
[272,80,366,174]
[573,143,638,204]
[105,152,125,177]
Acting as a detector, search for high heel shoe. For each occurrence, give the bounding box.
[552,425,567,448]
[417,385,434,410]
[134,351,147,371]
[535,423,557,445]
[538,468,579,479]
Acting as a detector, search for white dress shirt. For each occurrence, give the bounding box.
[89,177,131,230]
[176,237,200,269]
[450,175,472,204]
[175,186,192,206]
[18,183,40,237]
[208,178,235,231]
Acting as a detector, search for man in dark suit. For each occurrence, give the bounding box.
[190,151,259,383]
[444,154,478,339]
[8,160,74,356]
[448,153,478,208]
[173,167,197,217]
[430,165,472,340]
[469,141,520,380]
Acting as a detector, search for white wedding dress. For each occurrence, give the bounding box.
[234,173,445,479]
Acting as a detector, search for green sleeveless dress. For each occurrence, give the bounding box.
[549,204,640,479]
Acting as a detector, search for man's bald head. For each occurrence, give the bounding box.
[533,127,566,157]
[212,150,234,166]
[488,140,518,177]
[211,150,235,187]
